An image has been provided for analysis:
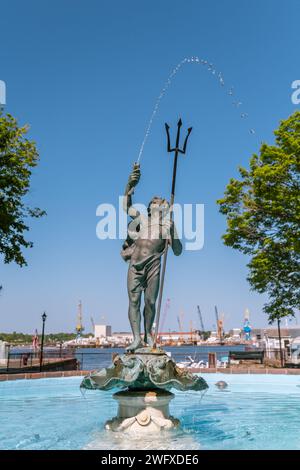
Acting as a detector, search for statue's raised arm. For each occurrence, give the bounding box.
[123,163,141,219]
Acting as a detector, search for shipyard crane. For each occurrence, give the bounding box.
[180,310,185,331]
[90,316,95,334]
[177,311,185,343]
[197,305,205,332]
[189,320,195,343]
[76,300,84,337]
[214,305,219,324]
[177,315,182,332]
[215,305,224,342]
[219,313,225,339]
[158,298,171,339]
[243,308,252,341]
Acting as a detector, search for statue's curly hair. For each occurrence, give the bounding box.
[147,196,169,215]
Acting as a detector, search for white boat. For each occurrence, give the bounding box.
[176,355,207,369]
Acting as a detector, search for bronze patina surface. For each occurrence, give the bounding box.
[81,350,208,392]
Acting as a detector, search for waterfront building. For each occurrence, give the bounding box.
[94,324,112,340]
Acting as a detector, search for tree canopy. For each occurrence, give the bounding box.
[217,111,300,323]
[0,112,45,267]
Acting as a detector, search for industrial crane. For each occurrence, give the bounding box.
[159,298,171,334]
[197,305,205,332]
[243,308,252,341]
[215,305,224,342]
[177,311,185,343]
[214,305,219,324]
[157,298,171,344]
[76,300,84,337]
[90,316,95,333]
[189,320,196,343]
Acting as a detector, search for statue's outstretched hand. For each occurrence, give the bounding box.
[127,163,141,193]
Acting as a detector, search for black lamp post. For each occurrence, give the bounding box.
[39,312,47,372]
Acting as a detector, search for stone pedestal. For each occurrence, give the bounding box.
[105,389,180,434]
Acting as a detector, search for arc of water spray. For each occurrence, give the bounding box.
[136,56,256,163]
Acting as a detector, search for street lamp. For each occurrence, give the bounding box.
[39,312,47,372]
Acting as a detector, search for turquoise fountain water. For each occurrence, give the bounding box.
[1,374,300,450]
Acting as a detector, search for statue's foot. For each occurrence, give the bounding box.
[126,338,143,352]
[144,334,154,348]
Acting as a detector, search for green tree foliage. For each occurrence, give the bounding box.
[217,111,300,322]
[0,112,45,266]
[0,331,93,345]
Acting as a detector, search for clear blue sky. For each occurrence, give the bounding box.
[0,0,299,333]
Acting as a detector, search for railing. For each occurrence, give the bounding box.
[2,349,76,373]
[72,349,292,371]
[0,347,238,372]
[1,345,297,374]
[265,348,300,366]
[74,348,241,371]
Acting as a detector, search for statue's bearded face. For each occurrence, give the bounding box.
[148,197,170,217]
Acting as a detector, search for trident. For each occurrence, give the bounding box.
[153,119,192,347]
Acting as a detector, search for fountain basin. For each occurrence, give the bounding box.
[2,374,300,449]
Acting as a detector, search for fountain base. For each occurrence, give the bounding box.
[81,349,208,434]
[105,389,180,434]
[81,348,208,392]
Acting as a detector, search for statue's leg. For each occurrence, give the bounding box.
[126,267,143,352]
[144,271,160,347]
